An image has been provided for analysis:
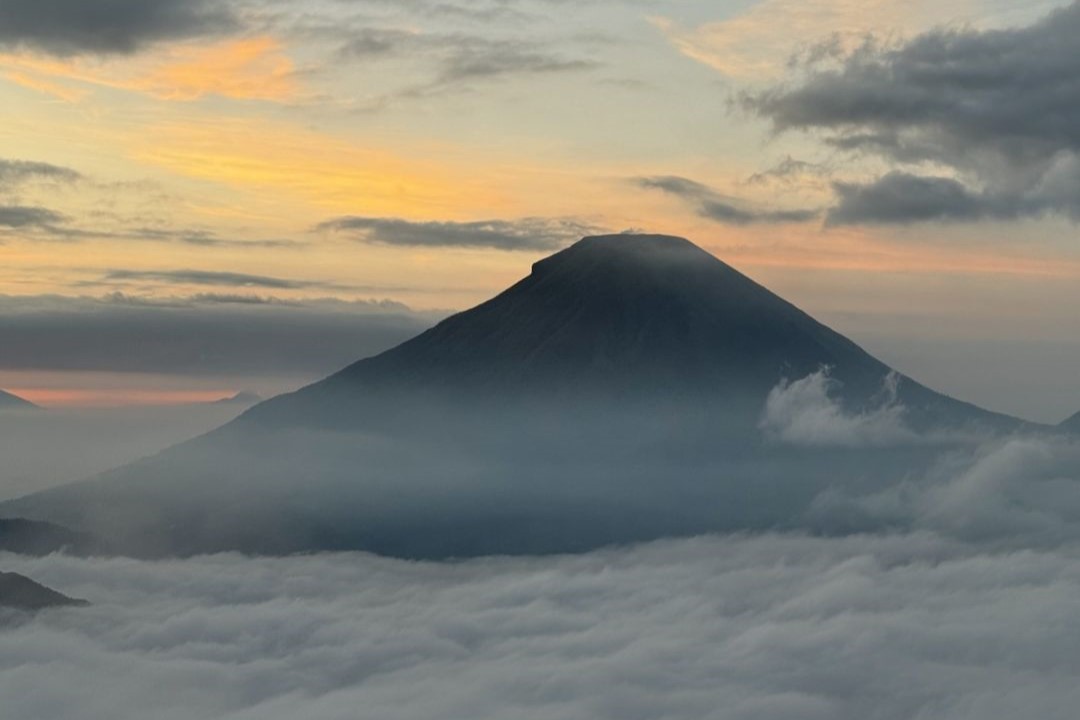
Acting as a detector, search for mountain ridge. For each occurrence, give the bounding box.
[0,234,1031,558]
[0,389,37,410]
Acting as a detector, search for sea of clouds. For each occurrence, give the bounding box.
[3,370,1080,719]
[2,530,1080,720]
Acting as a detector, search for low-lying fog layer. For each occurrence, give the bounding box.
[0,404,246,500]
[3,370,1080,718]
[3,532,1079,720]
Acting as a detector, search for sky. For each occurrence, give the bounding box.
[1,0,1080,421]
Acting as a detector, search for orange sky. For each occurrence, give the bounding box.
[1,0,1079,419]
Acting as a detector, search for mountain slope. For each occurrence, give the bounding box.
[0,572,87,611]
[0,235,1024,558]
[0,390,37,410]
[1061,411,1080,433]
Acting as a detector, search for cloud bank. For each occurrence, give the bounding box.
[746,1,1080,225]
[0,294,437,377]
[0,0,237,56]
[318,216,601,251]
[3,531,1080,720]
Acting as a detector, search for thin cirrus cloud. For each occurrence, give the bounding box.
[0,205,67,229]
[335,27,600,106]
[101,269,344,291]
[744,1,1080,226]
[634,176,820,225]
[318,216,604,251]
[0,36,300,103]
[0,0,238,56]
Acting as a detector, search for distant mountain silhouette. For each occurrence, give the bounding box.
[0,390,37,410]
[0,518,100,556]
[0,235,1026,558]
[0,572,87,611]
[1061,411,1080,433]
[212,392,263,406]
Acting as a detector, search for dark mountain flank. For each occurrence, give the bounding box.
[1061,411,1080,433]
[0,518,101,556]
[0,390,37,410]
[0,572,87,611]
[0,235,1023,558]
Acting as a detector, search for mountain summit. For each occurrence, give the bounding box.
[0,234,1021,558]
[250,234,992,424]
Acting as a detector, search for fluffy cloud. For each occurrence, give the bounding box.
[2,531,1080,719]
[760,368,917,447]
[318,216,602,251]
[0,0,237,56]
[812,434,1080,546]
[746,1,1080,225]
[635,176,819,225]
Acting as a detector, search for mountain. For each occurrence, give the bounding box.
[1061,411,1080,433]
[0,572,87,611]
[0,390,37,411]
[0,518,101,556]
[0,235,1024,558]
[212,391,263,406]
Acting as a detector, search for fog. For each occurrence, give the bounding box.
[3,370,1080,717]
[0,404,245,500]
[1,369,1063,558]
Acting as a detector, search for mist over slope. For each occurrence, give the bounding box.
[0,235,1033,558]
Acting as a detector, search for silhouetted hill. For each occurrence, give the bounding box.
[0,572,87,611]
[0,235,1026,558]
[0,390,37,410]
[0,518,100,556]
[1061,411,1080,433]
[212,392,263,406]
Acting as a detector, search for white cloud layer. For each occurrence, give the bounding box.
[3,531,1080,720]
[759,368,917,447]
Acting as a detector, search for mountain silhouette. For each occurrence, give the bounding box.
[0,572,87,611]
[0,518,100,556]
[0,390,36,410]
[212,391,263,406]
[1061,411,1080,433]
[0,235,1024,558]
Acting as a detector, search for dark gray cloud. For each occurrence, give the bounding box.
[0,0,237,56]
[746,156,828,187]
[0,293,438,377]
[0,159,81,187]
[636,176,819,225]
[318,215,601,251]
[102,268,345,290]
[745,2,1080,225]
[826,172,1019,226]
[0,205,68,229]
[438,43,596,83]
[127,227,303,249]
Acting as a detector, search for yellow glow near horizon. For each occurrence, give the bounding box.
[0,36,299,103]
